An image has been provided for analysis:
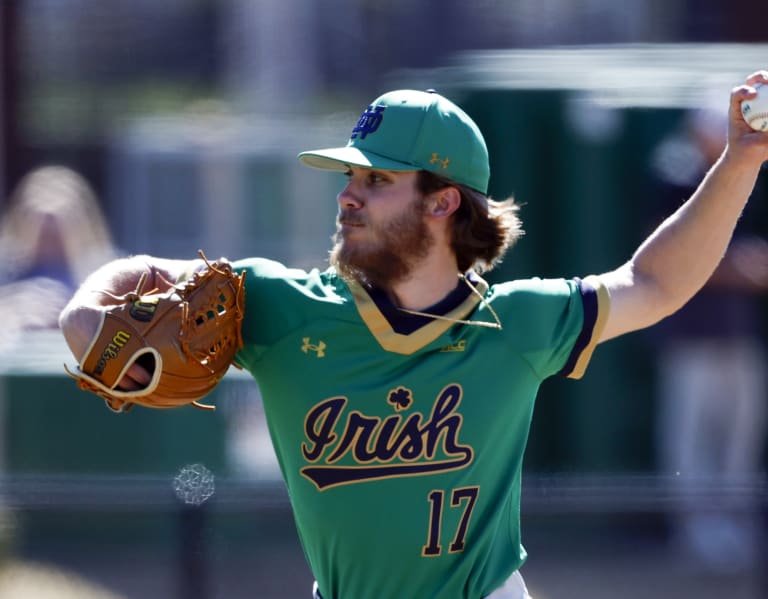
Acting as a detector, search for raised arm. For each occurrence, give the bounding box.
[596,70,768,342]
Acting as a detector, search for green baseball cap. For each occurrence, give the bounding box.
[298,89,490,194]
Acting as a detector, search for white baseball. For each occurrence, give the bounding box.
[740,82,768,132]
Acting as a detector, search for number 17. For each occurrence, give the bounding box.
[422,486,479,557]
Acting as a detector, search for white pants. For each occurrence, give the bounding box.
[486,570,531,599]
[311,570,530,599]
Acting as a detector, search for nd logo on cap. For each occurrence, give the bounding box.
[351,105,386,139]
[298,89,490,194]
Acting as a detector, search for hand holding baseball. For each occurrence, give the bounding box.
[741,81,768,132]
[727,70,768,165]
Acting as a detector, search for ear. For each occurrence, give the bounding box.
[426,186,461,218]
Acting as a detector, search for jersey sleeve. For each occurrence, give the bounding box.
[557,275,610,379]
[494,275,610,380]
[229,257,341,368]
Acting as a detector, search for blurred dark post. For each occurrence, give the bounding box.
[0,0,21,205]
[755,478,768,597]
[177,501,211,599]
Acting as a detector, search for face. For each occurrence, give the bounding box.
[330,167,434,288]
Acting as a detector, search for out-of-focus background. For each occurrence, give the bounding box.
[0,2,767,598]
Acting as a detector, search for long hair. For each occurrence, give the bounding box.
[417,171,523,274]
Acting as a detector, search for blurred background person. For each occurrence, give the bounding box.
[0,164,127,598]
[647,98,768,573]
[0,165,118,345]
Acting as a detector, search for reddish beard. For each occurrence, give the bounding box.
[330,200,433,288]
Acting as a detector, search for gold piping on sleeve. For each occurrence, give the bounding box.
[567,275,611,379]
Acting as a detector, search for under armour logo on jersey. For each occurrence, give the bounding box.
[429,153,450,170]
[302,337,326,358]
[351,105,385,139]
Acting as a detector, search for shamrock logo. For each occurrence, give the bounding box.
[387,387,413,412]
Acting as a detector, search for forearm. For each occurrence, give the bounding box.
[630,150,762,313]
[599,150,766,341]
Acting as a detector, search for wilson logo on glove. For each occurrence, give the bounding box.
[93,330,132,376]
[130,298,159,322]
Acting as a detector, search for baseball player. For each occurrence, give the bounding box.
[59,70,768,598]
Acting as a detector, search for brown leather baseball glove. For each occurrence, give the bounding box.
[66,254,245,413]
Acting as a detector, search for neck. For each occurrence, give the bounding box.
[388,254,462,311]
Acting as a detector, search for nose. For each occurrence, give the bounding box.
[337,180,363,209]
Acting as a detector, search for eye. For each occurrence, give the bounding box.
[367,171,389,185]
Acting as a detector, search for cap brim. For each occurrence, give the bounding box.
[298,147,418,173]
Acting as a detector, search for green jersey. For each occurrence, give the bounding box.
[233,257,609,599]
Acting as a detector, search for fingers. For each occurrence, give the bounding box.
[731,70,767,106]
[731,86,753,109]
[117,362,153,391]
[745,70,768,88]
[729,86,754,130]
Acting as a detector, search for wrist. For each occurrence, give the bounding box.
[722,136,768,170]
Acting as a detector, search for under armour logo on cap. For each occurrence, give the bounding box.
[351,105,386,139]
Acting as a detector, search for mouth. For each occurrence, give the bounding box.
[338,218,364,229]
[338,209,365,228]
